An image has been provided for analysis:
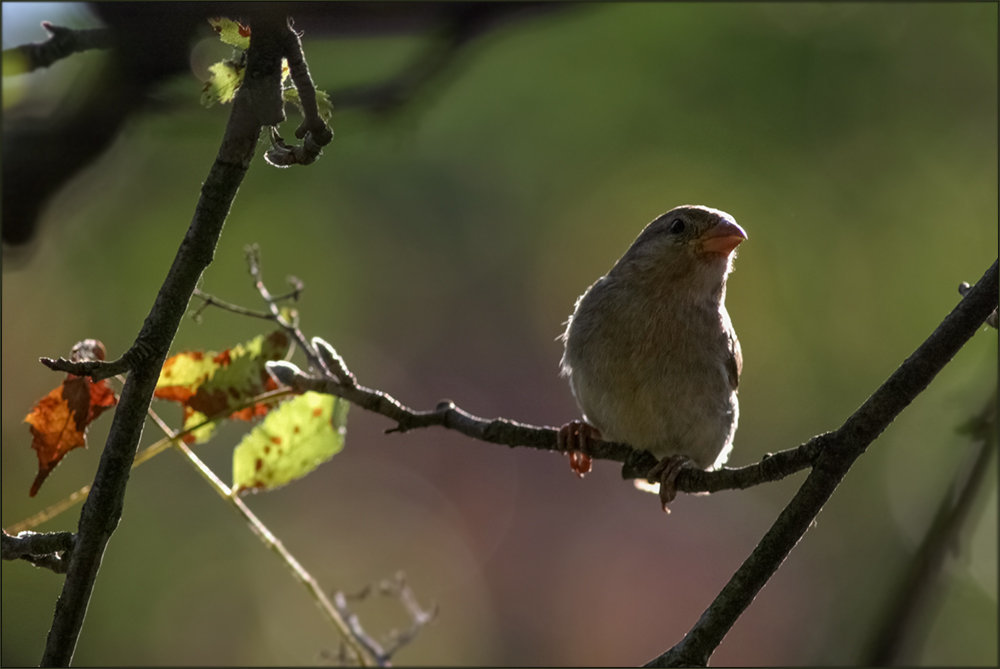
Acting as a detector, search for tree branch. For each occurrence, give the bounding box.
[37,22,271,667]
[330,573,438,666]
[2,23,114,73]
[645,258,998,667]
[263,18,334,167]
[2,530,76,574]
[266,352,824,495]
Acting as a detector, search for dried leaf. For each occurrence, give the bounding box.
[25,369,116,497]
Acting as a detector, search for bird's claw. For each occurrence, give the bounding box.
[648,454,695,512]
[557,420,597,477]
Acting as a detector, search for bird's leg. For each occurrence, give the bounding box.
[648,454,695,511]
[556,420,598,476]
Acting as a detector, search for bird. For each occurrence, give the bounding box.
[557,205,746,510]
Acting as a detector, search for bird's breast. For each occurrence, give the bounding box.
[565,283,738,468]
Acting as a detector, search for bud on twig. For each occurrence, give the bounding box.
[266,360,304,387]
[313,337,356,387]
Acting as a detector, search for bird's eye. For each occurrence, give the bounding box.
[668,218,685,234]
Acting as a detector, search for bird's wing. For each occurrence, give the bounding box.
[726,326,742,391]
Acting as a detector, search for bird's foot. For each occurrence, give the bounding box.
[648,454,695,512]
[556,420,598,477]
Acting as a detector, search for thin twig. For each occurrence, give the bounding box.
[246,245,329,376]
[268,356,825,493]
[376,573,438,658]
[327,572,437,664]
[191,287,277,321]
[142,405,378,667]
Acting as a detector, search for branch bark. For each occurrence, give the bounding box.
[267,349,824,494]
[37,23,271,667]
[645,258,998,667]
[2,530,76,574]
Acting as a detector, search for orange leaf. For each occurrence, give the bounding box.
[25,375,117,497]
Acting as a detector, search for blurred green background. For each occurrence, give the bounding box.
[2,2,997,666]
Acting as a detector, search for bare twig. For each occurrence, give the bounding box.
[330,573,436,666]
[39,355,132,382]
[141,405,378,667]
[268,356,824,494]
[246,245,329,376]
[2,22,114,73]
[332,590,390,664]
[375,573,438,658]
[6,487,92,536]
[645,259,999,667]
[2,530,76,574]
[864,387,997,666]
[191,287,277,322]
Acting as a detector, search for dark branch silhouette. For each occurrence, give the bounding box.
[36,11,313,664]
[222,254,1000,667]
[2,530,76,574]
[645,259,998,667]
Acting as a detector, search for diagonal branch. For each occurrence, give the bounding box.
[645,258,998,667]
[37,24,271,668]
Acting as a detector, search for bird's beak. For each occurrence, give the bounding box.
[699,220,747,256]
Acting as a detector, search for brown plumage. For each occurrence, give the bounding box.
[558,205,746,509]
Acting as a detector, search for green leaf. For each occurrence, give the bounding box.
[155,331,290,444]
[232,392,348,495]
[200,59,244,107]
[208,17,251,50]
[315,90,334,123]
[282,87,334,123]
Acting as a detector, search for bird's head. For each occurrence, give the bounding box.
[612,205,747,297]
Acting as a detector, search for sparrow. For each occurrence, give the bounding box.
[557,205,746,510]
